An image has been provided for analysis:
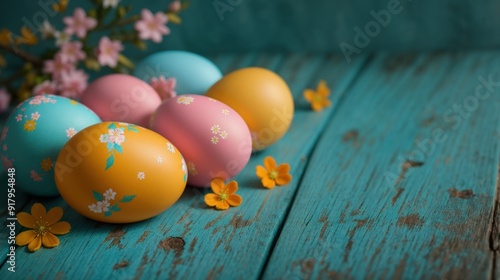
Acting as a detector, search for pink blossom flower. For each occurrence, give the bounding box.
[1,127,8,140]
[15,114,22,122]
[97,37,123,67]
[63,8,97,38]
[134,9,170,43]
[30,170,42,182]
[33,80,58,95]
[66,127,77,138]
[59,70,88,98]
[103,0,120,8]
[149,76,177,100]
[43,54,74,80]
[1,156,12,170]
[169,0,181,12]
[59,41,86,63]
[0,88,11,113]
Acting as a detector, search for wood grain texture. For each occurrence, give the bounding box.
[263,52,500,279]
[0,53,367,278]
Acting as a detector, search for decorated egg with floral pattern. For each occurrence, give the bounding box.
[150,94,252,187]
[54,122,187,223]
[0,94,101,196]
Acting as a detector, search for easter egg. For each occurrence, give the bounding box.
[206,67,294,151]
[0,95,101,196]
[150,95,252,187]
[80,74,161,127]
[54,122,187,223]
[133,50,222,95]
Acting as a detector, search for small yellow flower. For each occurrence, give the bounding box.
[303,80,332,112]
[16,203,71,252]
[0,29,12,46]
[15,27,38,45]
[52,0,69,12]
[23,119,36,132]
[204,179,242,210]
[256,156,292,189]
[41,158,53,171]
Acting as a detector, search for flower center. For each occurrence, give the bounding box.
[314,95,323,102]
[219,192,229,201]
[269,170,278,180]
[35,220,49,236]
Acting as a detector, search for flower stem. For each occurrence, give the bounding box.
[95,15,140,31]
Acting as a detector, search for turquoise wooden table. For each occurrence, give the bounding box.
[0,51,499,279]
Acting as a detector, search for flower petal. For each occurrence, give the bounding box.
[49,221,71,235]
[276,173,292,186]
[42,232,60,248]
[204,194,219,207]
[31,203,47,220]
[262,177,276,189]
[210,178,225,195]
[303,89,315,101]
[264,156,276,170]
[17,212,36,229]
[16,230,36,246]
[226,181,238,194]
[226,194,242,207]
[317,80,330,96]
[45,206,63,225]
[312,101,324,112]
[323,99,332,108]
[28,236,42,252]
[277,163,291,174]
[256,165,268,179]
[215,200,229,210]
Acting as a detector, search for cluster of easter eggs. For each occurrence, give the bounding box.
[0,51,294,223]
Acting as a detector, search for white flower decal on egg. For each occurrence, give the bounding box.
[103,188,116,200]
[167,142,175,153]
[137,172,145,180]
[31,111,40,120]
[176,96,194,105]
[211,136,219,144]
[99,123,139,170]
[208,97,217,102]
[88,188,136,216]
[157,156,163,164]
[15,114,23,122]
[66,127,77,138]
[220,131,228,139]
[221,109,229,116]
[211,125,221,134]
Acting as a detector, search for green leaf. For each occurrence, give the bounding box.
[120,195,136,203]
[127,125,139,133]
[114,143,123,153]
[108,123,117,129]
[92,191,103,201]
[104,211,112,217]
[105,155,114,170]
[109,204,121,212]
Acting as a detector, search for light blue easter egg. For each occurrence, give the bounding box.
[133,50,222,95]
[0,95,101,196]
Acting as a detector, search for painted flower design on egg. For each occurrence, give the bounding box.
[221,109,229,116]
[167,142,175,153]
[40,158,53,171]
[88,188,136,216]
[66,127,77,138]
[176,96,194,105]
[30,170,42,182]
[187,162,198,176]
[210,124,229,144]
[99,123,139,170]
[137,172,145,180]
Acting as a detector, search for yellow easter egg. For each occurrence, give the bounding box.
[205,67,294,150]
[54,122,187,223]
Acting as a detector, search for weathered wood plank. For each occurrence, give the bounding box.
[263,52,500,279]
[0,53,367,278]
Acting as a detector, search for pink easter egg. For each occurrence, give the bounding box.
[150,95,252,187]
[80,74,161,127]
